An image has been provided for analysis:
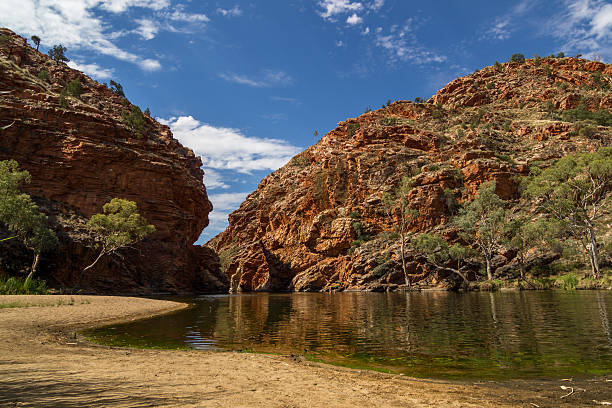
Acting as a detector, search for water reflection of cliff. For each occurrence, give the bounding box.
[195,292,612,375]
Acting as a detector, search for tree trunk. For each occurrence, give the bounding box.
[26,253,40,281]
[78,250,106,286]
[485,253,493,280]
[400,229,409,286]
[587,226,602,279]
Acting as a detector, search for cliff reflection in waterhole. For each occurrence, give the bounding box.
[85,291,612,379]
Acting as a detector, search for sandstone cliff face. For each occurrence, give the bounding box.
[0,28,227,293]
[209,57,612,292]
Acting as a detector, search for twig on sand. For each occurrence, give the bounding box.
[529,403,540,407]
[560,386,574,399]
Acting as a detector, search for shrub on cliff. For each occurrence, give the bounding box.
[80,198,155,285]
[109,80,125,97]
[30,35,41,51]
[66,79,83,98]
[510,53,526,63]
[122,105,146,135]
[48,44,69,63]
[0,160,58,280]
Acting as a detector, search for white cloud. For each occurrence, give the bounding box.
[164,9,210,23]
[203,168,230,190]
[481,0,535,41]
[219,70,293,88]
[99,0,170,13]
[158,116,301,174]
[209,192,249,211]
[67,61,114,79]
[369,0,384,11]
[550,0,612,61]
[336,40,345,47]
[133,18,159,40]
[0,0,162,71]
[346,13,363,25]
[374,23,446,64]
[362,27,370,35]
[318,0,363,19]
[217,6,242,17]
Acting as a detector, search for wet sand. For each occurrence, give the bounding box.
[0,295,609,407]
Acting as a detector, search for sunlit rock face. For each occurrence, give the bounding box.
[0,28,228,293]
[209,57,612,292]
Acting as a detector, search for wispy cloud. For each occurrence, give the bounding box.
[203,168,230,190]
[373,21,446,64]
[217,6,242,17]
[481,0,535,41]
[0,0,169,71]
[270,96,302,105]
[219,69,293,88]
[67,61,114,80]
[260,113,289,123]
[158,116,301,174]
[549,0,612,61]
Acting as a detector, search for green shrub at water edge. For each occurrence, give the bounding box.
[559,274,578,291]
[0,276,48,295]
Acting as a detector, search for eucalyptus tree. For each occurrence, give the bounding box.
[412,233,472,287]
[527,148,612,278]
[382,175,418,286]
[455,181,506,280]
[0,160,58,279]
[80,198,155,284]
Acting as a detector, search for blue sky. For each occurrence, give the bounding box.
[1,0,611,243]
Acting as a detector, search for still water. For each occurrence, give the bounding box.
[85,291,612,379]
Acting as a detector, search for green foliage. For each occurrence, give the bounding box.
[219,245,239,274]
[561,105,612,126]
[533,54,541,66]
[110,80,125,96]
[414,97,424,103]
[144,107,151,116]
[364,106,372,113]
[432,103,444,119]
[543,65,553,79]
[122,105,146,135]
[349,211,361,219]
[0,276,48,295]
[526,148,612,278]
[510,53,526,63]
[557,52,565,58]
[412,233,471,285]
[0,160,58,278]
[37,69,49,82]
[59,89,68,109]
[347,122,360,137]
[30,35,41,51]
[590,71,609,90]
[379,116,398,126]
[455,181,506,280]
[559,273,578,290]
[486,82,494,89]
[86,198,155,254]
[48,44,69,62]
[579,125,598,139]
[66,79,83,98]
[494,61,502,72]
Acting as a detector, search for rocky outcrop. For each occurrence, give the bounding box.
[209,56,611,292]
[0,28,228,293]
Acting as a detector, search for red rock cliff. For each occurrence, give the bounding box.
[209,57,612,292]
[0,28,227,293]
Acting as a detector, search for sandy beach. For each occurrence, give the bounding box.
[0,295,609,407]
